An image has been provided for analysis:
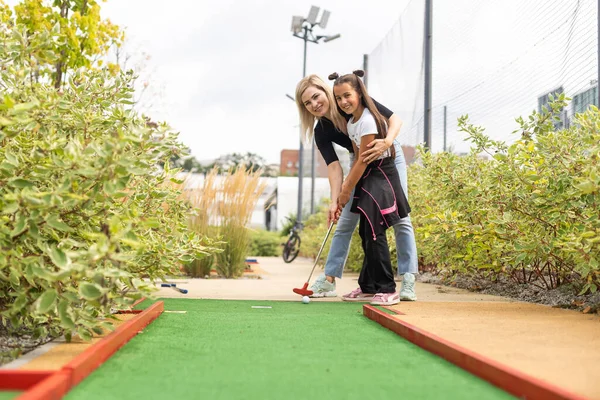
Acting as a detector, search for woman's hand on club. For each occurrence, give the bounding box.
[328,203,340,225]
[362,139,391,164]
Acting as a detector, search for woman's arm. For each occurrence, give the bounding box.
[362,114,403,163]
[337,135,376,208]
[326,161,343,225]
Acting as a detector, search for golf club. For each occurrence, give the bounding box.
[293,221,335,296]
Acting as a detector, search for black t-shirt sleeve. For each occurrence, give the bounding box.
[314,120,339,166]
[371,97,394,119]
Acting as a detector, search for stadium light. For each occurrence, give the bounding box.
[289,6,341,218]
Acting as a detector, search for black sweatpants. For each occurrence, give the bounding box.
[357,214,396,294]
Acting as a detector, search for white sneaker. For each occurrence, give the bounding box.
[308,274,337,298]
[399,273,417,301]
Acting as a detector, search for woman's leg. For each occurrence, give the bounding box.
[392,143,419,300]
[309,187,360,297]
[323,192,359,279]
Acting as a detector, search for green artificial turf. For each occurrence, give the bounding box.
[66,299,515,400]
[0,392,21,400]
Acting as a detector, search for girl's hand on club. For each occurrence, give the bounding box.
[337,189,351,209]
[362,138,391,164]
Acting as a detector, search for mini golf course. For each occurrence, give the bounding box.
[61,299,515,400]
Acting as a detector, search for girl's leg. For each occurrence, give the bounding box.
[364,224,399,306]
[358,214,396,293]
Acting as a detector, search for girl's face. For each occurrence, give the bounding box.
[333,83,361,115]
[301,86,330,118]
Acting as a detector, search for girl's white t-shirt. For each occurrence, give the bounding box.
[347,108,390,159]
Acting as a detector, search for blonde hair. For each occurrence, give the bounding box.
[295,74,347,144]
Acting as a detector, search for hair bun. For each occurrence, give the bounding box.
[328,72,339,81]
[352,69,365,78]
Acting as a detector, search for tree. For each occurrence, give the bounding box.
[11,0,123,88]
[211,152,269,175]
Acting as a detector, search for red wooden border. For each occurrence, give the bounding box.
[363,305,587,400]
[131,297,146,308]
[15,370,70,400]
[0,371,52,390]
[63,301,164,387]
[1,301,163,399]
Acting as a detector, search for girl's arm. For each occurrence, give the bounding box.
[337,135,377,208]
[362,114,403,163]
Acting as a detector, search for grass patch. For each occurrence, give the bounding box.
[68,299,514,400]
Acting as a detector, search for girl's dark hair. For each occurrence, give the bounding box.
[329,70,394,158]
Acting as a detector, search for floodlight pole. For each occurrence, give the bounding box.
[424,0,433,150]
[292,10,340,220]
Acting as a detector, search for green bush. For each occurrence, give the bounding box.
[248,229,282,257]
[0,22,217,340]
[409,94,600,293]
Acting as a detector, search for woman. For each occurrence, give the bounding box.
[294,74,418,302]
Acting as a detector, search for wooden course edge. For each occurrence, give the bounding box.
[363,304,587,400]
[0,300,162,400]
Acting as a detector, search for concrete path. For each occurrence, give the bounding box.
[155,256,513,303]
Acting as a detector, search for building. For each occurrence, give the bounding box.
[572,84,598,115]
[537,86,568,130]
[280,148,329,177]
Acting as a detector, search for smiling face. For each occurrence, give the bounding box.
[333,83,362,117]
[300,86,330,118]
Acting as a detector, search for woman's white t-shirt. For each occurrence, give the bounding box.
[347,108,390,159]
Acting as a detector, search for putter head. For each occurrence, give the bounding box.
[293,282,313,296]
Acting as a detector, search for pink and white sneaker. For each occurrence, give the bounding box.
[370,292,400,306]
[341,287,374,302]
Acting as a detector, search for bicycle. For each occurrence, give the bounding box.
[282,221,303,263]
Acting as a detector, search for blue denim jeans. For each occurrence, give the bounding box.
[324,142,418,278]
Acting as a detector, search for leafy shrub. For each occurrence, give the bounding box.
[0,22,216,340]
[410,94,600,294]
[248,229,282,257]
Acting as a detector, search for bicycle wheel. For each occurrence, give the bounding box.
[282,234,301,263]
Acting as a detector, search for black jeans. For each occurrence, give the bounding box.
[357,215,396,294]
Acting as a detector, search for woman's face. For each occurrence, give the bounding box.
[333,83,361,115]
[301,86,330,118]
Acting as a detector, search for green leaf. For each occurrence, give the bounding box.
[574,181,596,194]
[49,246,69,268]
[9,268,20,286]
[12,101,39,113]
[62,291,80,303]
[0,116,14,126]
[144,218,160,228]
[58,300,75,329]
[12,294,28,311]
[36,289,57,314]
[8,178,35,189]
[45,215,73,232]
[79,282,104,300]
[77,327,92,341]
[10,214,28,237]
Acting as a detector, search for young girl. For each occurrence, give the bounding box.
[331,70,411,306]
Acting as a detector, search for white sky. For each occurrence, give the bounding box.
[6,0,595,160]
[99,0,411,164]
